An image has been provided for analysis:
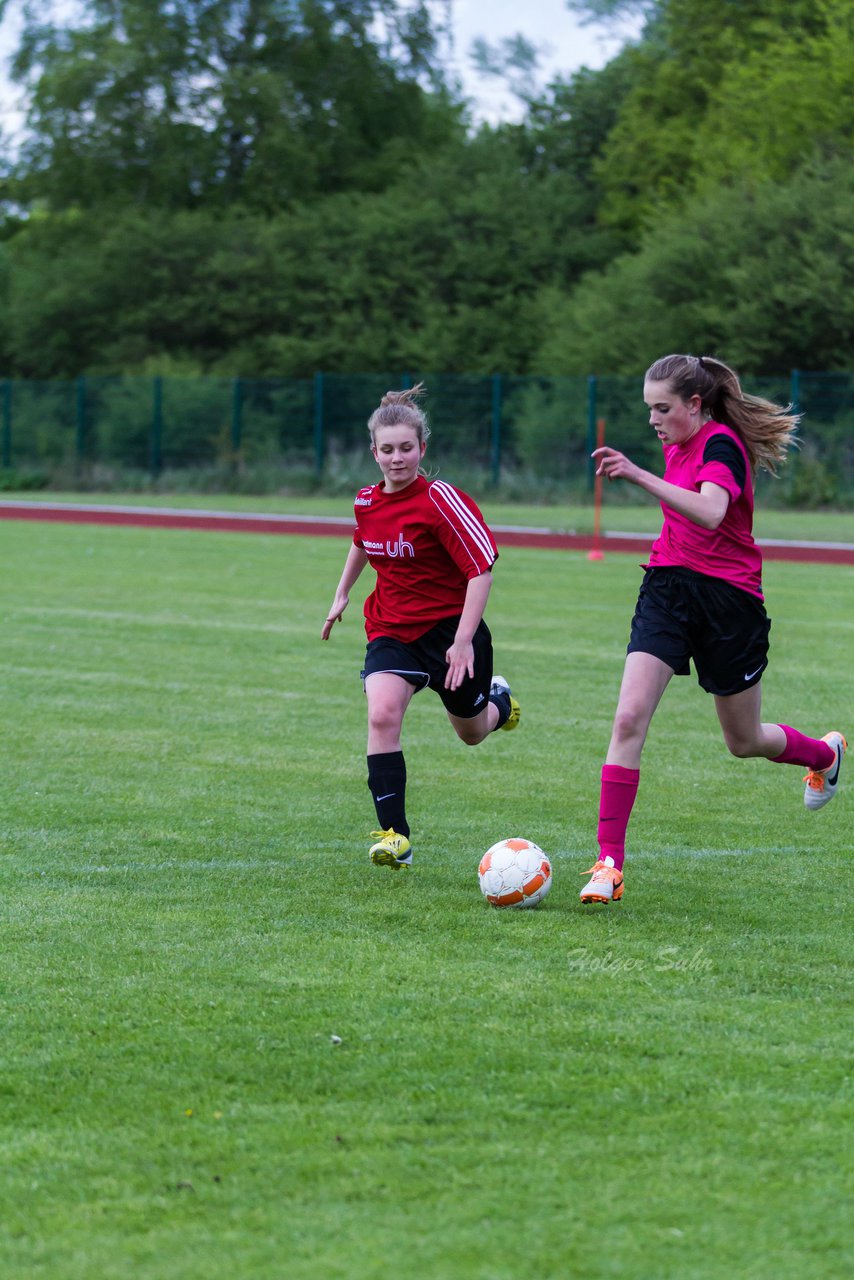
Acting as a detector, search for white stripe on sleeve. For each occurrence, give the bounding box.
[428,481,496,572]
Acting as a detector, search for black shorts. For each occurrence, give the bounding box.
[627,567,771,696]
[361,616,494,719]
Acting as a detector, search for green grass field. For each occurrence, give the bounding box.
[1,518,852,1279]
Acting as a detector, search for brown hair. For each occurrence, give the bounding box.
[645,354,800,475]
[367,382,431,448]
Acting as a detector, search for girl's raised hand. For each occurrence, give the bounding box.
[591,446,643,485]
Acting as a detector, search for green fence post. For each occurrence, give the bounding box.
[150,375,163,476]
[491,373,502,486]
[1,379,11,468]
[586,374,598,491]
[231,376,243,456]
[313,372,325,478]
[75,376,86,473]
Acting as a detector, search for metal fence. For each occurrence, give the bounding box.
[1,370,852,503]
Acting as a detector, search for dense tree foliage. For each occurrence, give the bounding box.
[592,0,854,231]
[6,0,460,210]
[534,156,854,375]
[0,0,852,378]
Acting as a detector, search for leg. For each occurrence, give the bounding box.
[439,621,517,744]
[365,671,416,754]
[445,672,519,744]
[606,650,676,768]
[715,684,845,811]
[365,673,416,864]
[714,682,787,758]
[714,683,839,764]
[582,652,675,903]
[446,704,495,745]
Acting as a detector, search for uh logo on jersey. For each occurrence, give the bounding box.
[358,487,415,557]
[385,531,414,558]
[363,530,415,558]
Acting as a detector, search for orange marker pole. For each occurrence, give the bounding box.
[587,417,606,561]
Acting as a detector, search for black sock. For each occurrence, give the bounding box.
[367,751,409,838]
[489,690,511,730]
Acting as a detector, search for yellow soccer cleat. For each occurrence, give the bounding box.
[369,828,413,869]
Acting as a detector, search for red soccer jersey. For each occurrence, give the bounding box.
[646,419,763,598]
[352,475,498,642]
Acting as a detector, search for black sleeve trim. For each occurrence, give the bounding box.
[703,434,746,493]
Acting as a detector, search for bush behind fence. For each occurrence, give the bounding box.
[1,371,852,506]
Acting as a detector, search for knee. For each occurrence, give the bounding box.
[453,712,491,745]
[368,701,401,738]
[611,706,647,746]
[455,723,485,746]
[722,730,757,759]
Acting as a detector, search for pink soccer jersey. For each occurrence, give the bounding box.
[353,475,498,642]
[646,420,764,598]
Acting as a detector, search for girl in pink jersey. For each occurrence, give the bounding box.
[321,385,520,869]
[580,353,846,904]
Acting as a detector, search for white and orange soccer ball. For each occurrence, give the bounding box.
[478,838,552,909]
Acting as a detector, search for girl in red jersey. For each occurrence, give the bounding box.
[321,384,519,869]
[580,353,846,904]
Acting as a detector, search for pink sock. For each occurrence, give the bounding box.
[596,765,640,871]
[771,725,834,771]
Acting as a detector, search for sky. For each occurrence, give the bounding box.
[446,0,643,122]
[0,0,643,139]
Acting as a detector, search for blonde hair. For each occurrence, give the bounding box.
[367,382,431,446]
[645,354,800,475]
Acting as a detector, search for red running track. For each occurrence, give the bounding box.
[2,499,853,565]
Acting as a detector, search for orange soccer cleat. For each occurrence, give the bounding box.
[803,732,847,811]
[579,858,624,904]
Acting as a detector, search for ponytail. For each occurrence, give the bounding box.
[646,354,799,475]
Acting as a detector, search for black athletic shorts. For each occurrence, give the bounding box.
[627,566,771,696]
[361,616,494,719]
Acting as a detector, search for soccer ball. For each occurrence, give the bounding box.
[478,838,552,909]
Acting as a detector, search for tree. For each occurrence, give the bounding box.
[521,53,642,186]
[691,0,854,193]
[4,0,851,383]
[590,0,847,234]
[6,0,463,211]
[533,157,854,376]
[0,108,621,378]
